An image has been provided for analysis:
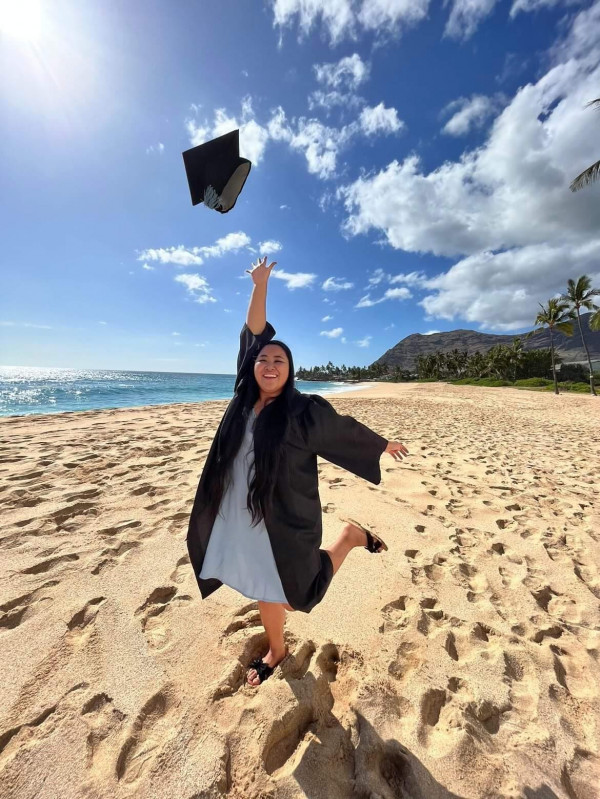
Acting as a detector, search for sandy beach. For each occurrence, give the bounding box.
[1,382,599,799]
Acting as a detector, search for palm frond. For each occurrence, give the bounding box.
[570,159,600,192]
[554,321,574,337]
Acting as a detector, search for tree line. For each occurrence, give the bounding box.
[296,274,600,396]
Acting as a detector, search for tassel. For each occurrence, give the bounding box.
[203,184,223,211]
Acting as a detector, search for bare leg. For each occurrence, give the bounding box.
[246,600,288,686]
[246,523,365,686]
[324,523,362,575]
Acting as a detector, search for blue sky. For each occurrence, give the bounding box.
[1,0,599,373]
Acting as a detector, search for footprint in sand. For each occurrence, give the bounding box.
[114,687,174,785]
[20,552,80,576]
[90,539,142,575]
[65,597,107,648]
[82,692,126,773]
[550,644,599,700]
[0,580,60,630]
[169,555,189,585]
[135,586,192,651]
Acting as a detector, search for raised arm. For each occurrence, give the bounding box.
[245,256,277,334]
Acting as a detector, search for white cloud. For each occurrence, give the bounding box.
[308,89,364,113]
[322,314,333,321]
[320,327,344,337]
[186,95,402,181]
[1,321,53,329]
[142,262,155,271]
[355,287,412,307]
[314,53,370,89]
[444,0,497,41]
[366,268,427,289]
[358,0,429,31]
[424,329,441,335]
[146,142,165,155]
[355,335,372,347]
[271,0,430,45]
[139,232,251,268]
[510,0,576,17]
[272,0,356,45]
[186,97,270,164]
[359,102,404,136]
[174,273,217,304]
[99,321,107,325]
[258,239,283,254]
[200,232,252,258]
[270,267,317,289]
[322,276,354,291]
[441,94,500,136]
[419,243,600,331]
[171,332,181,336]
[269,109,349,178]
[271,0,566,45]
[139,246,204,267]
[338,4,600,329]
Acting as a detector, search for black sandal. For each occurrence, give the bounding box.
[247,657,275,684]
[246,648,289,685]
[338,515,389,553]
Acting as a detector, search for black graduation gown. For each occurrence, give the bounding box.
[185,320,389,613]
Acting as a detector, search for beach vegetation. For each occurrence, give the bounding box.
[559,275,600,396]
[525,298,574,395]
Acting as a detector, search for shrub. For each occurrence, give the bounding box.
[514,378,553,388]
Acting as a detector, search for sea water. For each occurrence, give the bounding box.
[0,366,367,417]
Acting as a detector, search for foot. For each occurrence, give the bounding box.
[342,521,370,548]
[246,646,289,686]
[342,521,385,552]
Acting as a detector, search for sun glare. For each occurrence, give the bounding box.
[0,0,42,42]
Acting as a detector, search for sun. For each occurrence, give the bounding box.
[0,0,42,42]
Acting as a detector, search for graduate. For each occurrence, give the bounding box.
[186,257,409,687]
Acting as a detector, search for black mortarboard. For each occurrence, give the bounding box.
[182,129,251,213]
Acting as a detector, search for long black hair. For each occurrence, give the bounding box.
[203,338,296,528]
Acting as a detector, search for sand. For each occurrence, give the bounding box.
[1,382,599,799]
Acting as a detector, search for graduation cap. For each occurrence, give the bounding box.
[182,129,251,213]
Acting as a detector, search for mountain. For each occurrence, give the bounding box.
[373,313,600,371]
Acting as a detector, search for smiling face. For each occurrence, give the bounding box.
[254,344,290,397]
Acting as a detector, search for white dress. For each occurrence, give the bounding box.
[198,407,289,604]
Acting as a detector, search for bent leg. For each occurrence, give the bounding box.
[324,524,357,576]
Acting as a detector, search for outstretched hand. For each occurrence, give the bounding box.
[385,441,409,462]
[246,256,277,285]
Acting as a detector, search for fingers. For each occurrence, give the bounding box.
[388,442,409,462]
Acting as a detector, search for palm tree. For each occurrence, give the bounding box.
[570,98,600,192]
[560,275,600,396]
[527,299,574,395]
[508,337,524,383]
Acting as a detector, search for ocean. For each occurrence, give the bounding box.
[0,366,368,418]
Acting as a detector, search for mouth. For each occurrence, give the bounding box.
[263,375,278,380]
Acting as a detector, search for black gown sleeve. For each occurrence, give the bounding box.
[234,321,277,393]
[303,394,389,485]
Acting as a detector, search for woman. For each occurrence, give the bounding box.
[186,256,409,687]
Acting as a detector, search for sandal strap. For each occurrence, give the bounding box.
[247,657,275,683]
[365,530,383,553]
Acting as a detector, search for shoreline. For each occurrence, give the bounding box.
[0,381,389,423]
[1,378,596,425]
